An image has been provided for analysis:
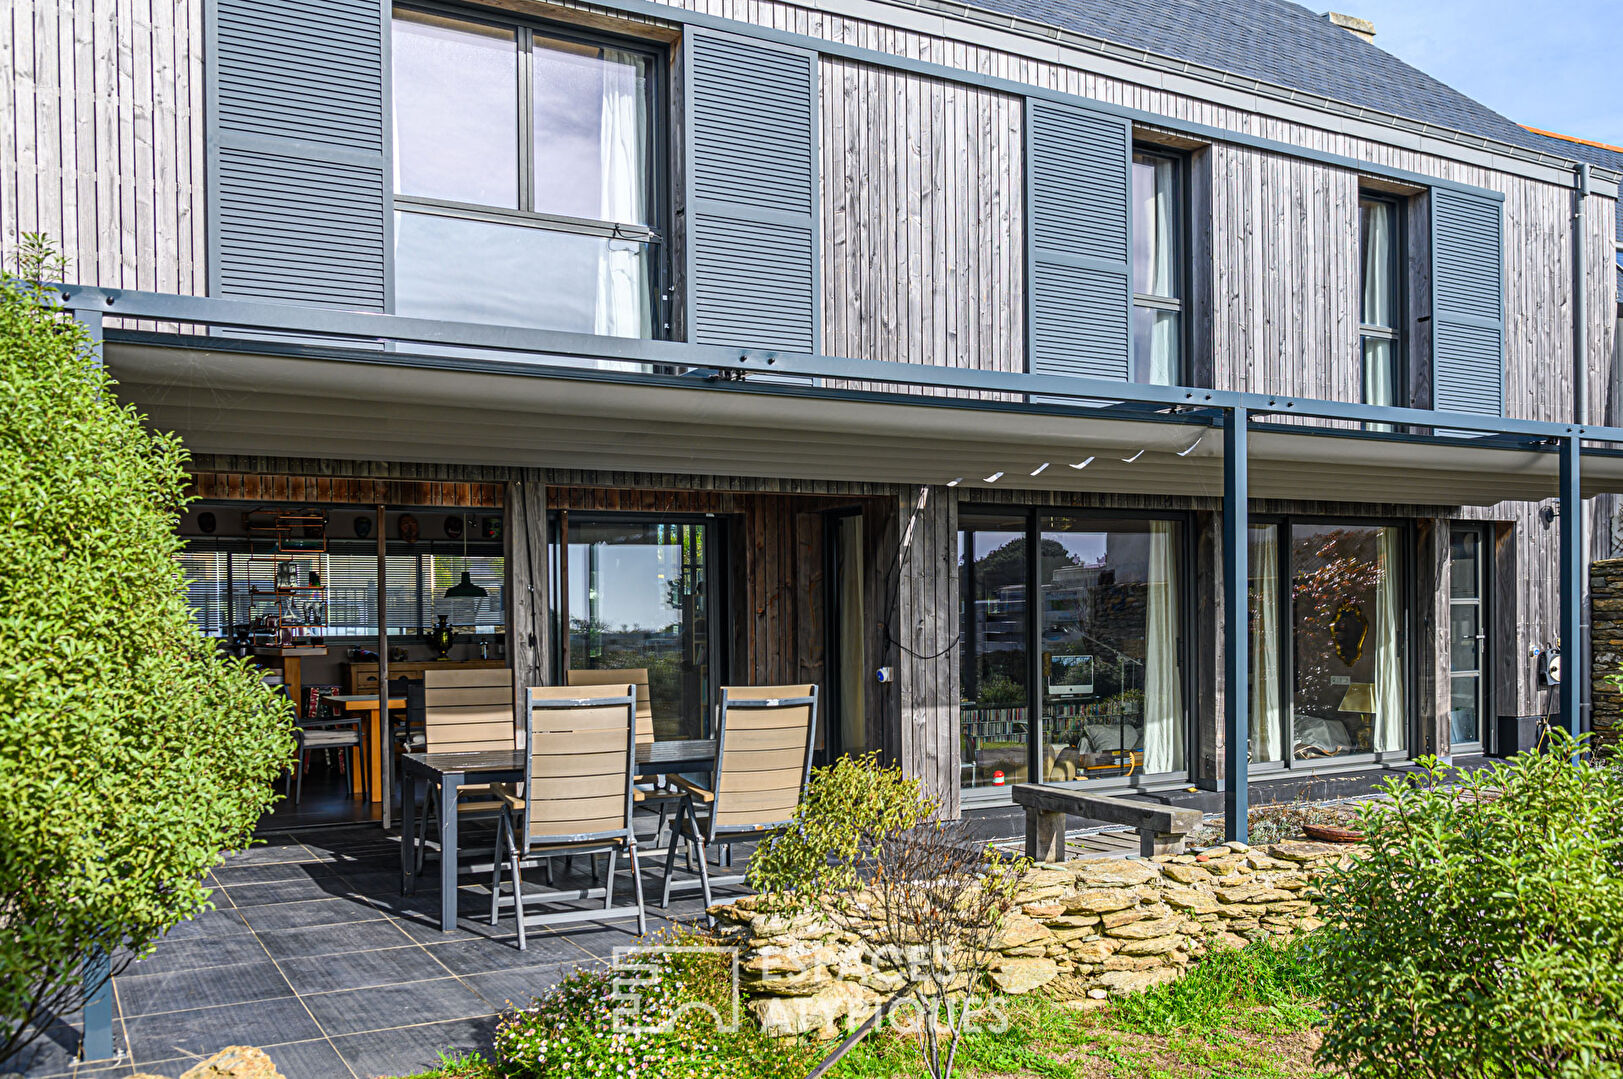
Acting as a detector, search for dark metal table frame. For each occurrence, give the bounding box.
[399,739,717,932]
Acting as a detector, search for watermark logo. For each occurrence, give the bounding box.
[610,945,741,1035]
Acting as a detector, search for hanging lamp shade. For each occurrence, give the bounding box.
[445,570,488,599]
[443,512,488,599]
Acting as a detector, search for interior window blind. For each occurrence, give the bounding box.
[177,540,505,638]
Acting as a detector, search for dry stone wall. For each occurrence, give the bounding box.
[714,839,1352,1039]
[1592,557,1623,755]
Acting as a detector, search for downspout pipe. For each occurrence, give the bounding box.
[1576,162,1591,426]
[1573,163,1592,735]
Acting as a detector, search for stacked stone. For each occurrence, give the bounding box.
[1591,557,1623,756]
[716,839,1351,1039]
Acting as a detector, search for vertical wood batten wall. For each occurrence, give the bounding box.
[1,0,204,291]
[894,485,959,818]
[820,57,1024,396]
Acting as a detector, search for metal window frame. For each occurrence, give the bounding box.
[389,1,669,331]
[956,504,1198,796]
[1357,190,1408,411]
[548,509,728,739]
[1129,145,1190,387]
[1446,523,1494,754]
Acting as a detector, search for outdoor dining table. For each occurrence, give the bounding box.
[398,738,718,931]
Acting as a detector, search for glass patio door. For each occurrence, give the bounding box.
[1449,527,1488,750]
[564,518,716,740]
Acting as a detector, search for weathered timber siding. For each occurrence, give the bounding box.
[893,485,958,817]
[821,57,1024,389]
[1,0,204,292]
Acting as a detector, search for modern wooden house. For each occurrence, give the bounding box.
[5,0,1622,825]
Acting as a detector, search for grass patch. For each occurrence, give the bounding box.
[825,937,1327,1078]
[1112,936,1324,1036]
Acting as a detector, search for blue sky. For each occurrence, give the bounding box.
[1340,0,1622,147]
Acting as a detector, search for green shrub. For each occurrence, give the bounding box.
[492,929,810,1079]
[745,751,936,905]
[0,238,294,1059]
[1314,730,1623,1078]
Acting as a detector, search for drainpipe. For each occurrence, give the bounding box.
[1576,163,1591,425]
[1573,163,1592,734]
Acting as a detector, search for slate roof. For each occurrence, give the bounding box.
[958,0,1555,155]
[1522,130,1623,305]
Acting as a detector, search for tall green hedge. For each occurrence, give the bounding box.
[1314,730,1623,1078]
[0,240,294,1061]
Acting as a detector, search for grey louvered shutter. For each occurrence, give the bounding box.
[1431,188,1504,415]
[207,0,388,309]
[681,30,818,352]
[1025,99,1133,380]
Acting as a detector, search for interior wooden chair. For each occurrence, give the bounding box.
[414,667,517,875]
[567,668,683,842]
[489,684,646,949]
[660,684,818,910]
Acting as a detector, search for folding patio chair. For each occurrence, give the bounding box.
[660,684,818,909]
[490,684,647,949]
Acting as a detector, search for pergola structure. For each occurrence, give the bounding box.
[58,284,1623,845]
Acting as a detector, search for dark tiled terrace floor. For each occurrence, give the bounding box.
[9,824,718,1079]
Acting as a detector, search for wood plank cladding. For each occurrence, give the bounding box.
[820,58,1024,393]
[186,472,505,508]
[1,0,205,294]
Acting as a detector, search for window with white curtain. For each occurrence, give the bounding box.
[1130,149,1186,386]
[1358,193,1404,417]
[391,8,659,339]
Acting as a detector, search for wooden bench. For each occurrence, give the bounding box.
[1012,784,1204,861]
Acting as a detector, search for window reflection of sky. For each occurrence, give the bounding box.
[393,212,646,332]
[392,13,518,206]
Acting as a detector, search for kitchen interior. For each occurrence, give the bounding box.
[177,500,509,827]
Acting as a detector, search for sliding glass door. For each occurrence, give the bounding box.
[959,508,1190,797]
[561,517,718,740]
[959,513,1030,792]
[1039,516,1185,781]
[1248,518,1409,765]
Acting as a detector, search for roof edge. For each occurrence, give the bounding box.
[1523,125,1623,156]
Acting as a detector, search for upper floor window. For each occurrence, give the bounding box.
[1358,193,1404,412]
[1131,149,1186,385]
[391,8,660,337]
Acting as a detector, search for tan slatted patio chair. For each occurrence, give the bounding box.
[568,668,684,843]
[489,684,646,948]
[660,684,818,910]
[414,668,517,875]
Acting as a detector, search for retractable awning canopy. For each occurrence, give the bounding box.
[107,340,1623,506]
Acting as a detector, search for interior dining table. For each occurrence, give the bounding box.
[398,738,718,932]
[322,693,404,803]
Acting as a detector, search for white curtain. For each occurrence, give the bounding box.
[1360,201,1395,328]
[1142,521,1183,773]
[1373,527,1404,752]
[594,49,649,341]
[1145,158,1179,386]
[1360,201,1395,417]
[1249,525,1283,762]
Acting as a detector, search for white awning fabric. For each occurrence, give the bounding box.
[107,341,1623,506]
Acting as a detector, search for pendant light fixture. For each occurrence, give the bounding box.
[444,512,488,599]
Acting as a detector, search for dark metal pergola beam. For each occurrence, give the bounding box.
[1222,407,1250,842]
